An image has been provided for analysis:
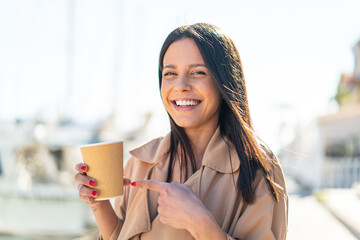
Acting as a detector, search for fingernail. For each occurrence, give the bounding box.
[89,180,96,186]
[131,182,136,187]
[81,166,87,171]
[92,191,97,196]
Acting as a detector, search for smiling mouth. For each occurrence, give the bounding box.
[173,100,202,107]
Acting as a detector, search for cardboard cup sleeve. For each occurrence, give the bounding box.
[80,141,123,200]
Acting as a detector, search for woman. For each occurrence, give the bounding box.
[75,23,288,240]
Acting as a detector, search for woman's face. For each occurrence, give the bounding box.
[161,38,222,132]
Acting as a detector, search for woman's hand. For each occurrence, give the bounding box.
[132,180,226,240]
[74,163,131,206]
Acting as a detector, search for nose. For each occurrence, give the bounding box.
[174,74,191,92]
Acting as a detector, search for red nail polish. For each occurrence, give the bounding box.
[92,191,97,196]
[81,166,87,171]
[89,180,96,186]
[131,182,136,187]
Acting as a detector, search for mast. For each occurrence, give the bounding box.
[353,41,360,82]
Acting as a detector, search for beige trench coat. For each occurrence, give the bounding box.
[105,128,288,240]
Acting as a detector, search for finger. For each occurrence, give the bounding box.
[74,172,97,187]
[79,184,99,198]
[123,177,131,186]
[132,180,166,193]
[75,163,88,173]
[79,194,95,204]
[159,215,170,225]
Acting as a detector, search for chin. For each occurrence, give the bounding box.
[173,120,199,130]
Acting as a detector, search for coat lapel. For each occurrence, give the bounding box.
[118,134,171,240]
[140,166,202,240]
[118,169,152,240]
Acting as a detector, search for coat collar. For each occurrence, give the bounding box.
[201,127,240,173]
[129,127,240,174]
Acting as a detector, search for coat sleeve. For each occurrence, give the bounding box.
[228,166,288,240]
[98,157,137,240]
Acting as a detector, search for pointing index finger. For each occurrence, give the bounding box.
[133,180,166,193]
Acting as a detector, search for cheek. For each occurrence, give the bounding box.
[209,89,222,112]
[160,86,169,107]
[205,82,221,103]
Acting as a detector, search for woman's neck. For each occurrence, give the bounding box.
[185,124,218,169]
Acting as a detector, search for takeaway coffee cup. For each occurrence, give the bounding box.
[80,141,124,200]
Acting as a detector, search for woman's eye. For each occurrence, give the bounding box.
[192,71,206,75]
[163,72,176,76]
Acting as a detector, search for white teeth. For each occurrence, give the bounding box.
[175,100,199,106]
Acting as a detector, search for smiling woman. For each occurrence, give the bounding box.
[75,23,288,240]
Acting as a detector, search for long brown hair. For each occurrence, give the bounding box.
[159,23,279,204]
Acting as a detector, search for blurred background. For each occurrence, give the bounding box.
[0,0,359,239]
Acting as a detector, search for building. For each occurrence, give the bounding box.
[282,41,360,190]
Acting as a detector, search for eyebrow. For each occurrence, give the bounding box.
[163,63,207,69]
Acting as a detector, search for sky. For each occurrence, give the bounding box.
[0,0,359,152]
